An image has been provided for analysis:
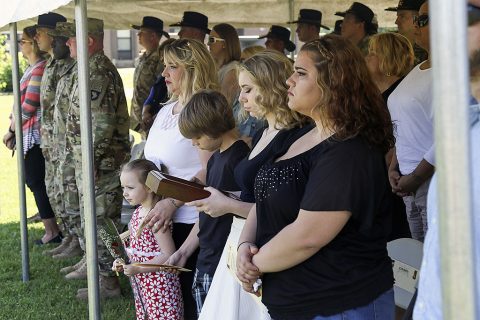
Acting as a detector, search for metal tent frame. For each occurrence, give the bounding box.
[4,1,478,319]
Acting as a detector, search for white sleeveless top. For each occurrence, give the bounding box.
[144,101,201,224]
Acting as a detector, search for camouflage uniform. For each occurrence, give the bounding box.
[130,50,163,134]
[40,56,60,215]
[67,50,130,275]
[357,35,371,57]
[53,57,79,236]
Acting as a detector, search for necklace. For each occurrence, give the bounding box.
[263,127,279,137]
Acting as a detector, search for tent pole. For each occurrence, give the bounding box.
[288,0,295,59]
[74,0,101,318]
[431,2,478,319]
[10,22,29,283]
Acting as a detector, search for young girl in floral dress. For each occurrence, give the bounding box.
[114,159,183,320]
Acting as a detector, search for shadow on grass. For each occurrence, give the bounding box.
[0,221,135,319]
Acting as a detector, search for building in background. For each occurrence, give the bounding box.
[105,27,268,68]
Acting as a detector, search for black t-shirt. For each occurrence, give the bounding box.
[255,133,394,319]
[196,140,250,275]
[382,77,404,103]
[235,125,313,203]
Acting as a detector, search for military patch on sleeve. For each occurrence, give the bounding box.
[91,90,101,101]
[90,76,105,102]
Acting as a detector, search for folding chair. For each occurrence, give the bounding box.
[387,238,423,319]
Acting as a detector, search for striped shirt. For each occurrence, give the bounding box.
[20,59,46,155]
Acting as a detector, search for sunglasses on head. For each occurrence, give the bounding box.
[413,14,429,28]
[468,3,480,26]
[207,36,225,44]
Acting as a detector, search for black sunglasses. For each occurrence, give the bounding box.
[413,14,429,28]
[468,3,480,26]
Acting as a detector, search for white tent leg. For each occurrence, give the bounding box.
[10,22,29,283]
[74,0,101,318]
[289,0,295,59]
[431,2,478,319]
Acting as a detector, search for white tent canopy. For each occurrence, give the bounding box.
[2,0,71,27]
[2,0,399,30]
[1,0,477,319]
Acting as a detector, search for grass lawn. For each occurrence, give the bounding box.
[0,67,139,319]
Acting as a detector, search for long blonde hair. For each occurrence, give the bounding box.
[163,39,219,104]
[238,50,307,129]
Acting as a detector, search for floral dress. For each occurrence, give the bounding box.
[127,206,183,320]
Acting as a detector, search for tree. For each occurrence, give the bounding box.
[0,34,27,93]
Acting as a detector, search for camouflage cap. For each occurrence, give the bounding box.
[50,18,104,37]
[83,18,104,35]
[47,22,74,37]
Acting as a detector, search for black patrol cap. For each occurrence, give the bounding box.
[287,9,330,30]
[335,2,374,24]
[132,16,170,38]
[258,25,296,52]
[332,20,343,35]
[170,11,211,34]
[385,0,425,12]
[35,12,67,29]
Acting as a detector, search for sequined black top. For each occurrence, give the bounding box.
[234,125,312,203]
[254,132,394,320]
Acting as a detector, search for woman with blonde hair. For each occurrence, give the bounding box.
[237,35,395,320]
[185,50,309,320]
[366,32,415,241]
[142,38,218,320]
[141,38,176,134]
[365,32,415,100]
[208,23,264,140]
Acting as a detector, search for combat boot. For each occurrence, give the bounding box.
[65,260,87,280]
[53,236,83,259]
[60,255,85,274]
[76,275,121,300]
[43,234,73,256]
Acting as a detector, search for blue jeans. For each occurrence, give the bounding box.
[312,288,395,320]
[402,178,431,242]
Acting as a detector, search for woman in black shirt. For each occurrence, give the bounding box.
[237,35,396,320]
[186,51,309,319]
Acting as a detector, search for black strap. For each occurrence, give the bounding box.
[402,288,418,320]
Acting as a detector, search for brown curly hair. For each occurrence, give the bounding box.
[300,35,394,153]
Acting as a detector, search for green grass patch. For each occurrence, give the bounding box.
[0,68,139,319]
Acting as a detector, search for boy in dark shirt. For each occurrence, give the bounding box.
[177,89,250,315]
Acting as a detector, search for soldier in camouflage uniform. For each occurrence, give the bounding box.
[35,13,66,244]
[385,0,428,65]
[130,16,169,136]
[60,19,131,299]
[42,23,84,260]
[335,2,378,57]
